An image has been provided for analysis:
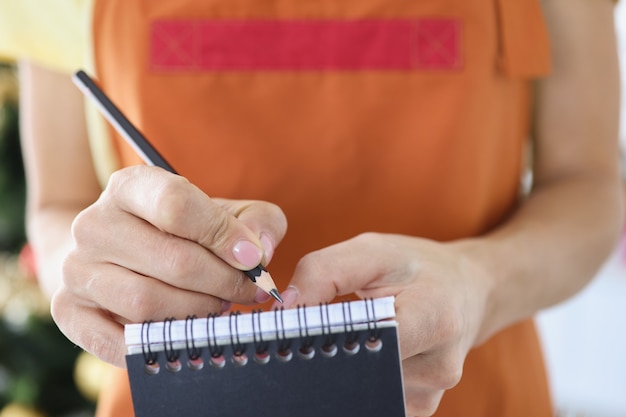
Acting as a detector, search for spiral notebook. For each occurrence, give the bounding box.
[124,296,406,417]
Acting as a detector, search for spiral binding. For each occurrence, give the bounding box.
[271,307,289,362]
[365,298,382,352]
[319,301,336,357]
[297,304,315,359]
[140,298,384,375]
[184,315,204,370]
[184,315,200,360]
[251,309,270,364]
[206,312,225,368]
[140,320,157,372]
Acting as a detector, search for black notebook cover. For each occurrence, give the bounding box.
[125,298,406,416]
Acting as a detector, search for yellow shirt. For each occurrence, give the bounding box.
[0,0,87,72]
[0,0,119,185]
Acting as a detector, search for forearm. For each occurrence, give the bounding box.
[19,60,102,300]
[457,172,624,344]
[456,0,624,344]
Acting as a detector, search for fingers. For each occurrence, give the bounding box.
[398,298,466,416]
[277,233,469,416]
[54,165,289,368]
[51,289,128,368]
[402,350,464,417]
[215,198,287,265]
[58,248,231,367]
[71,205,258,304]
[104,166,286,270]
[279,233,408,307]
[63,260,227,322]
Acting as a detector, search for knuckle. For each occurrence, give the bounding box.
[127,290,162,319]
[228,270,256,300]
[404,350,463,394]
[70,207,97,244]
[61,249,100,295]
[436,361,463,390]
[199,211,232,250]
[152,176,193,228]
[351,232,383,250]
[105,167,134,196]
[160,240,202,282]
[50,289,71,327]
[51,287,125,367]
[352,232,375,246]
[294,250,324,274]
[436,311,463,344]
[355,231,378,241]
[424,356,463,391]
[81,327,125,366]
[265,202,288,234]
[61,251,79,287]
[104,168,124,191]
[80,265,112,297]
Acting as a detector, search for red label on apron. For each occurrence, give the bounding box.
[150,19,462,71]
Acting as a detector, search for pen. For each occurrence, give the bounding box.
[72,69,283,304]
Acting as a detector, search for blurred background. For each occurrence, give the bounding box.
[0,5,625,417]
[0,62,101,417]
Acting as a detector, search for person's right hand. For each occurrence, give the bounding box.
[50,165,288,367]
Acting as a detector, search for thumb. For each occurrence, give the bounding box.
[277,234,399,308]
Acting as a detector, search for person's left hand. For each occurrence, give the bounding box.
[277,232,494,417]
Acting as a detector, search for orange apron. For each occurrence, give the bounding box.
[91,0,553,415]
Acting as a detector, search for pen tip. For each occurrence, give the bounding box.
[269,289,283,304]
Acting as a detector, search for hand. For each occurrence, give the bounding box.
[51,166,287,367]
[278,233,493,417]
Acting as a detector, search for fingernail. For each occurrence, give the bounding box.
[254,288,272,304]
[277,285,299,309]
[260,233,275,262]
[233,240,263,269]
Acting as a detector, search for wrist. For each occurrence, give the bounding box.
[445,238,503,345]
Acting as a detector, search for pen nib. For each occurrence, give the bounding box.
[269,289,283,304]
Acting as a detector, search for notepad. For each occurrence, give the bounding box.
[124,296,406,417]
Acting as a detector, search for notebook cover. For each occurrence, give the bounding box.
[126,325,406,417]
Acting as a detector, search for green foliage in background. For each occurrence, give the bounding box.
[0,64,95,416]
[0,316,93,415]
[0,71,26,254]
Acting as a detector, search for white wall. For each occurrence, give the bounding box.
[537,243,626,417]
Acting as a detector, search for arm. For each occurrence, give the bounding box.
[20,62,288,367]
[19,60,102,298]
[281,0,624,415]
[471,0,623,341]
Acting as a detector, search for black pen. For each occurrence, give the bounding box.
[72,69,283,304]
